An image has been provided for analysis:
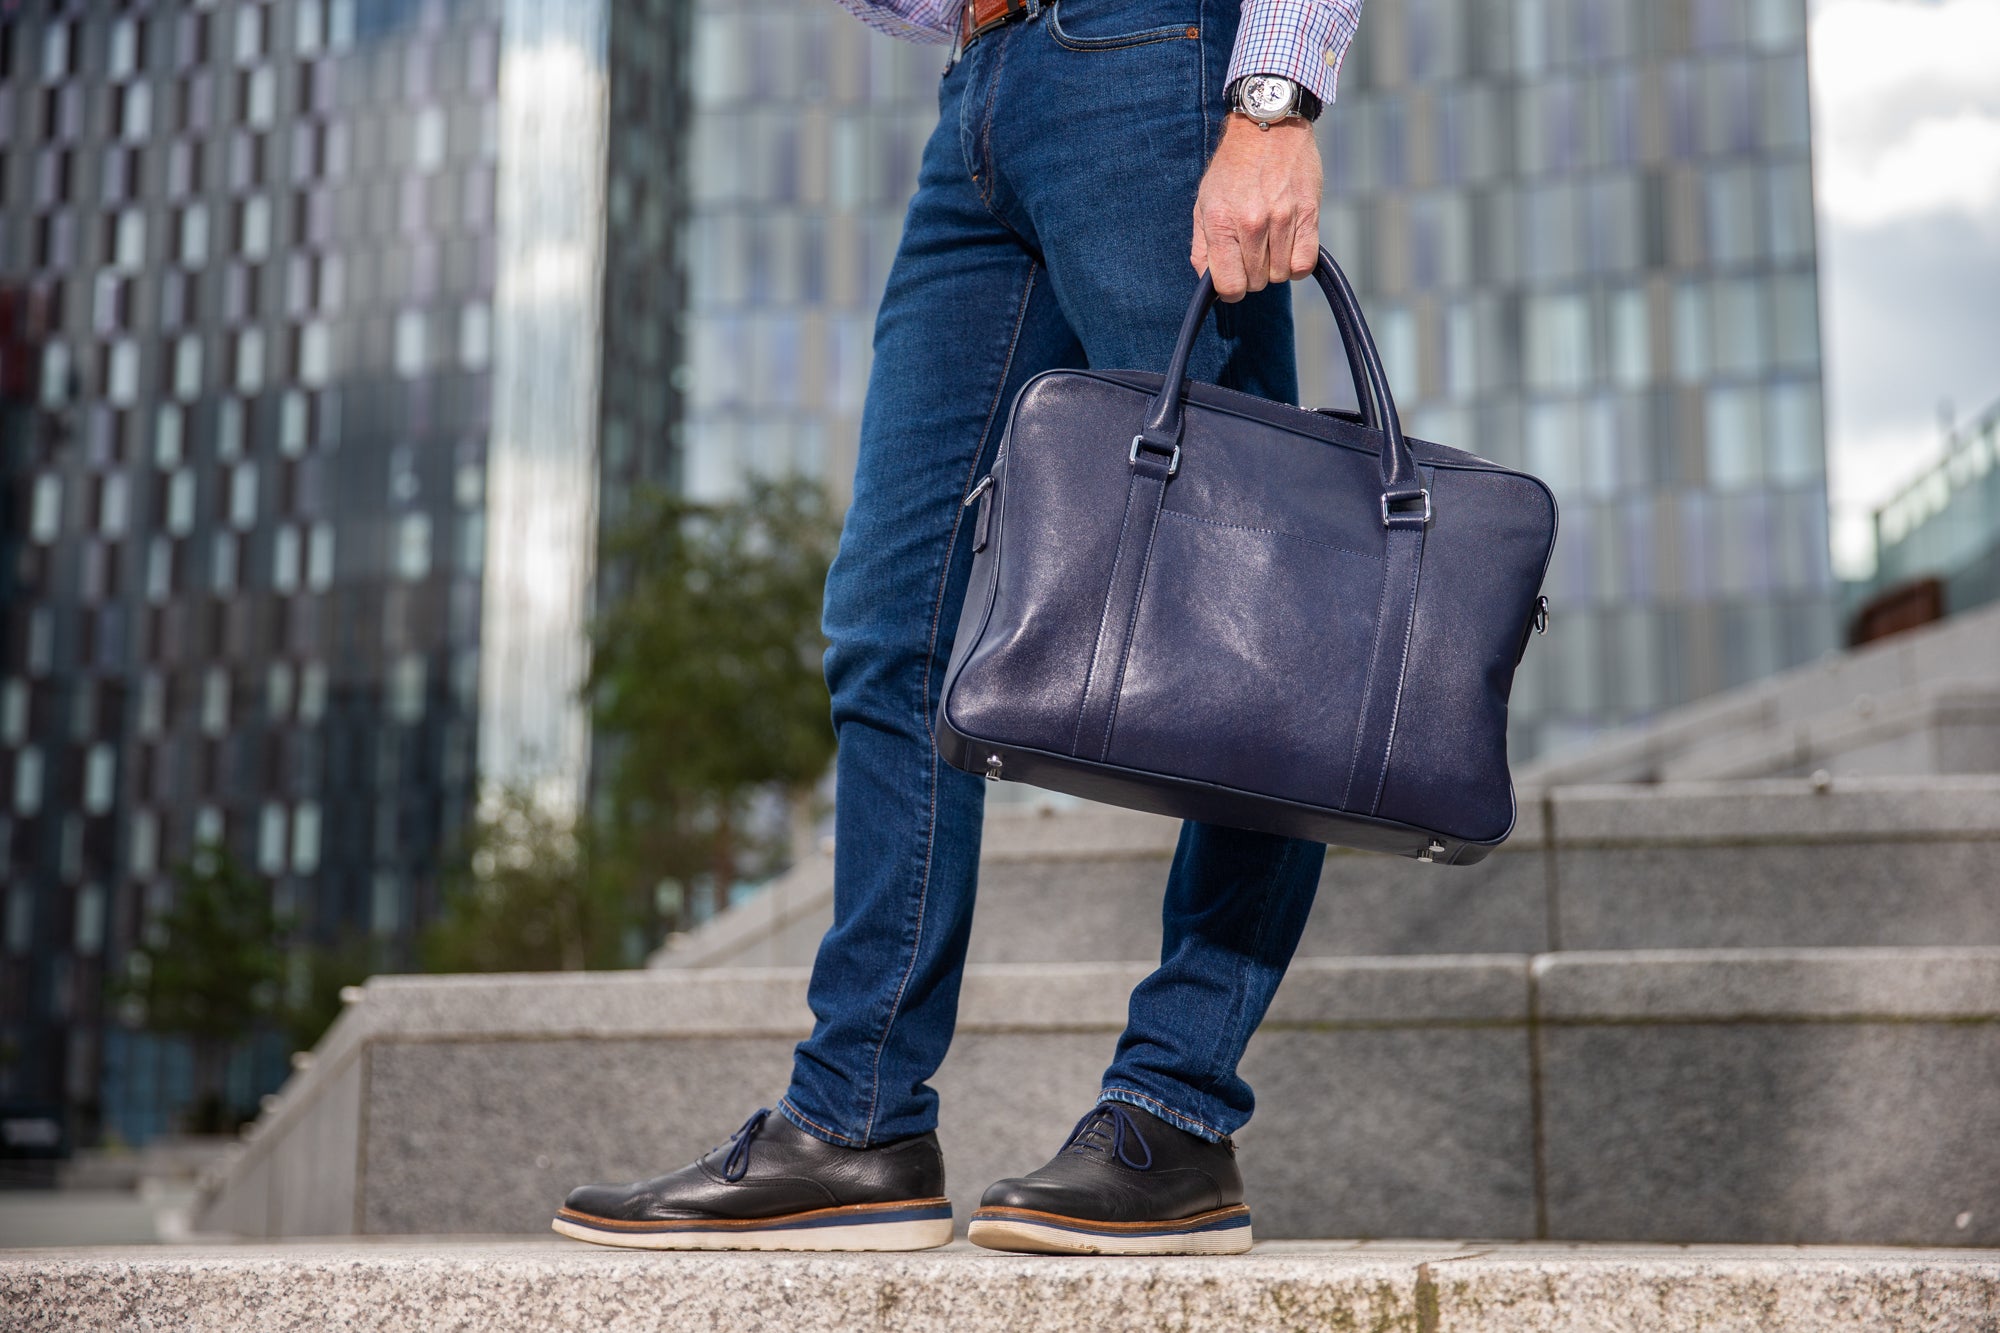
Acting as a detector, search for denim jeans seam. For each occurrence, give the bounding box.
[1099,1085,1227,1142]
[1197,0,1211,157]
[974,22,1014,215]
[1047,11,1201,54]
[1177,836,1289,1127]
[778,1095,860,1148]
[860,258,1044,1145]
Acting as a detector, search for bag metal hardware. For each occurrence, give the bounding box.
[1380,488,1432,527]
[963,475,995,507]
[1417,839,1446,863]
[1533,595,1550,634]
[984,752,1004,780]
[1128,435,1182,476]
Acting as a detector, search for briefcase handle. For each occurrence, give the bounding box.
[1136,247,1428,529]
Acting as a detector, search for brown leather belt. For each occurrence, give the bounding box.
[956,0,1030,55]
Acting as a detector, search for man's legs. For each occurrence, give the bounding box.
[779,36,1087,1150]
[557,1,1328,1253]
[553,36,1090,1253]
[791,2,1327,1152]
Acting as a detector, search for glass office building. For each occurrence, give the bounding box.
[1303,0,1837,757]
[0,0,682,1144]
[680,0,940,502]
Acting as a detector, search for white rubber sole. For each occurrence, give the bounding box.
[551,1201,954,1252]
[967,1205,1254,1256]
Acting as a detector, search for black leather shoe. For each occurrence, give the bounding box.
[970,1101,1252,1254]
[552,1107,952,1251]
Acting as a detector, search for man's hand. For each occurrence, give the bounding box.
[1191,113,1323,302]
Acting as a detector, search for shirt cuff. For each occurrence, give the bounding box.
[831,0,955,46]
[1224,0,1364,109]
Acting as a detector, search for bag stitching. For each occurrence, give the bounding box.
[1157,507,1370,559]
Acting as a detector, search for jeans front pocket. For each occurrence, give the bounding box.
[1046,0,1201,50]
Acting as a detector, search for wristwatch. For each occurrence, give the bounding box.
[1227,74,1323,129]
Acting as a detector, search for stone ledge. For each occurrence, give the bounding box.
[1659,684,2000,782]
[220,953,1545,1194]
[1544,775,2000,845]
[1517,600,2000,787]
[4,1239,1996,1332]
[1535,947,2000,1022]
[331,954,1543,1045]
[652,777,2000,973]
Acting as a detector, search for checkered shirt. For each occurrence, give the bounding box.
[831,0,1365,106]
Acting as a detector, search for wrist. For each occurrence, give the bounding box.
[1222,110,1316,140]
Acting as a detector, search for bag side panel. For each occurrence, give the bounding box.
[1373,466,1558,842]
[943,373,1151,755]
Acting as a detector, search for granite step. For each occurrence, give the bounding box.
[653,776,2000,967]
[194,948,2000,1246]
[4,1239,1997,1332]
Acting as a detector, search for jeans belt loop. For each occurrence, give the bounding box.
[958,0,1030,58]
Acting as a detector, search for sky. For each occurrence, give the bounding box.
[1808,0,2000,578]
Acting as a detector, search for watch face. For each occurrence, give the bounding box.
[1242,76,1295,118]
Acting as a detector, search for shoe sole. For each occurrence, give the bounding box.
[551,1198,955,1252]
[967,1204,1253,1256]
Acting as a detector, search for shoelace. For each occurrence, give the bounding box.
[719,1107,771,1183]
[1060,1103,1154,1170]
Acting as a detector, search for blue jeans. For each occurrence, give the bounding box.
[780,0,1325,1149]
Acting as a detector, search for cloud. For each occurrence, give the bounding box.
[1809,0,2000,576]
[1820,111,2000,228]
[1812,0,2000,229]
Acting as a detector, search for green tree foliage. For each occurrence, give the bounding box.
[589,475,843,931]
[115,843,284,1132]
[421,785,631,972]
[418,475,842,969]
[278,932,387,1055]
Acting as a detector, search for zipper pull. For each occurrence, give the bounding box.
[965,474,996,553]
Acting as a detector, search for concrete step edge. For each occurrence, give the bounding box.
[4,1239,1997,1333]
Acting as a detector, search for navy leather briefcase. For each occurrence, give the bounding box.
[936,249,1558,865]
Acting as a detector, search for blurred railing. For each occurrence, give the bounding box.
[1872,394,2000,603]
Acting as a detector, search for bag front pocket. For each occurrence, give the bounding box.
[1102,510,1381,811]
